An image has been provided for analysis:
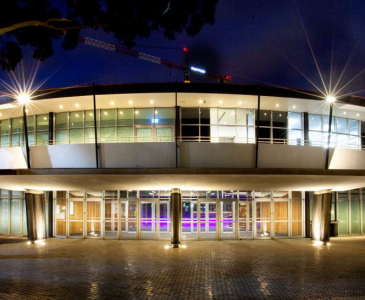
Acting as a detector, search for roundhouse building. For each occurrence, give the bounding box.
[0,83,365,245]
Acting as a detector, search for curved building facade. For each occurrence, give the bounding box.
[0,83,364,243]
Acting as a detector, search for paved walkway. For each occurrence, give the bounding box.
[0,237,364,299]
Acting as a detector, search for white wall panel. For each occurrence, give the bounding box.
[0,147,27,169]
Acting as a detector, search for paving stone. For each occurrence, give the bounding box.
[0,237,364,299]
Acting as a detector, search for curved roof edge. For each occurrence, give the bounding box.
[13,82,365,107]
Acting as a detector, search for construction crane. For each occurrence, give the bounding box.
[78,35,231,83]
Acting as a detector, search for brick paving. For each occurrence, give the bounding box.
[0,237,364,299]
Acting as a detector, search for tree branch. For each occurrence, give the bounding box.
[0,19,108,35]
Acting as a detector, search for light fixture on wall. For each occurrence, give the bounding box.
[326,95,336,103]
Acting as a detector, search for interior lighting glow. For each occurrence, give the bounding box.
[191,66,206,74]
[129,100,133,105]
[343,111,347,115]
[110,101,115,106]
[239,101,242,105]
[75,103,80,108]
[293,105,296,109]
[199,99,203,104]
[219,100,223,104]
[59,105,64,109]
[89,113,93,116]
[275,103,279,107]
[155,111,158,114]
[0,113,2,117]
[150,99,154,104]
[104,112,108,115]
[326,95,336,103]
[43,117,47,120]
[76,114,79,117]
[135,111,139,114]
[17,93,31,104]
[357,113,360,117]
[120,111,124,115]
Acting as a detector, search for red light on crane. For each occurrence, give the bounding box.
[183,47,189,53]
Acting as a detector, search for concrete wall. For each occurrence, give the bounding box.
[179,143,255,168]
[1,142,365,170]
[258,144,326,169]
[0,147,27,169]
[100,143,176,168]
[329,148,365,170]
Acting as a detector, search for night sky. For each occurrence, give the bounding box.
[2,0,365,96]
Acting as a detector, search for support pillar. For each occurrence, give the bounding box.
[25,190,47,241]
[171,188,182,248]
[311,190,331,244]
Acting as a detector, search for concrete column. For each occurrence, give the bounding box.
[25,190,47,241]
[311,190,332,244]
[171,188,182,248]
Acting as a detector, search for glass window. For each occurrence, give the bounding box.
[349,120,359,135]
[101,127,116,142]
[273,128,287,142]
[12,118,23,133]
[288,112,302,130]
[26,116,35,132]
[237,109,254,126]
[155,108,174,125]
[70,129,84,144]
[309,115,322,131]
[36,131,49,146]
[70,111,83,128]
[117,127,133,142]
[1,119,10,135]
[182,126,199,140]
[37,115,49,131]
[134,108,153,125]
[258,110,271,127]
[181,108,199,124]
[85,110,100,127]
[272,111,287,128]
[200,108,217,125]
[56,130,68,144]
[117,108,133,126]
[258,128,270,141]
[218,109,235,126]
[55,113,68,130]
[288,130,302,145]
[101,109,116,126]
[337,134,348,148]
[336,118,348,134]
[322,116,335,132]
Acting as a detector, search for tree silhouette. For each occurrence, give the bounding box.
[0,0,218,71]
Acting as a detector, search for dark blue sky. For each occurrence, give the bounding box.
[4,0,365,96]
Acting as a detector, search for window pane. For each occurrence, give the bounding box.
[258,128,270,141]
[11,133,22,147]
[218,126,235,138]
[56,130,68,144]
[309,131,321,146]
[26,116,35,132]
[182,126,199,140]
[101,109,116,126]
[1,119,10,135]
[181,108,199,124]
[322,116,335,132]
[349,135,359,148]
[237,127,247,142]
[218,109,235,125]
[70,129,84,144]
[200,125,211,139]
[70,112,83,128]
[156,127,173,142]
[349,120,359,135]
[237,109,254,126]
[101,127,116,142]
[200,108,217,125]
[85,128,100,143]
[273,128,287,142]
[36,131,48,146]
[258,110,270,127]
[155,108,174,125]
[37,115,49,131]
[55,113,68,130]
[288,112,302,130]
[117,127,133,142]
[337,134,348,148]
[134,108,153,125]
[117,109,133,126]
[85,110,100,127]
[272,111,287,128]
[309,115,321,131]
[336,118,347,134]
[288,129,302,145]
[12,118,23,133]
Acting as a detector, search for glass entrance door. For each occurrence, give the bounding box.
[199,201,217,239]
[182,200,198,239]
[239,200,253,238]
[121,200,137,239]
[220,200,236,239]
[159,200,171,239]
[105,199,118,238]
[140,201,157,239]
[255,201,272,238]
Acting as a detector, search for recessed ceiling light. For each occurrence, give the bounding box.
[343,111,347,115]
[150,99,154,104]
[219,100,223,104]
[293,105,296,109]
[155,110,158,114]
[275,103,279,107]
[110,101,114,106]
[75,103,79,108]
[239,101,242,105]
[129,100,133,105]
[199,99,203,104]
[0,113,2,117]
[59,105,64,109]
[357,113,360,117]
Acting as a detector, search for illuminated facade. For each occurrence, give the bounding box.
[0,83,364,243]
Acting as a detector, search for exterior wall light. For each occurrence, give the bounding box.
[326,95,336,103]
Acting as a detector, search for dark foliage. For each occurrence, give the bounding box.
[0,0,218,71]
